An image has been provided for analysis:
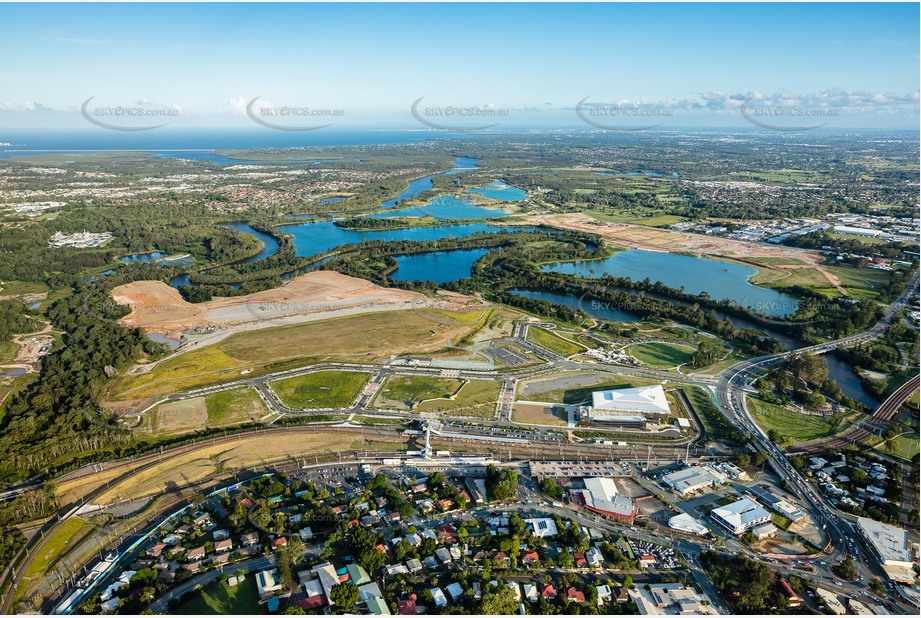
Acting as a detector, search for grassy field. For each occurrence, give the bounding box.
[681,386,742,443]
[757,268,841,296]
[747,397,858,443]
[146,398,208,434]
[206,388,267,425]
[107,309,477,401]
[526,326,585,357]
[174,574,262,615]
[627,342,695,368]
[374,375,500,416]
[272,370,369,409]
[0,280,49,296]
[824,265,894,301]
[862,433,921,462]
[14,517,89,606]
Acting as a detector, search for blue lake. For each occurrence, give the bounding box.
[510,289,641,323]
[541,250,799,316]
[316,197,346,206]
[381,157,479,209]
[121,252,168,263]
[390,248,492,284]
[223,222,279,264]
[374,195,508,220]
[467,182,527,202]
[281,221,533,258]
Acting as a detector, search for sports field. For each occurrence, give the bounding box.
[627,342,695,368]
[271,370,370,409]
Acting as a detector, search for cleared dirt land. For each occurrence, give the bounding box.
[142,388,267,436]
[112,271,481,339]
[512,402,568,426]
[106,308,486,406]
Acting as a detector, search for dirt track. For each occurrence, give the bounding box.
[112,271,479,340]
[529,213,824,262]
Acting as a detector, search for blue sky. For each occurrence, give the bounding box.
[0,2,918,130]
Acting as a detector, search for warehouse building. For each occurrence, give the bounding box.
[661,466,727,495]
[571,477,637,524]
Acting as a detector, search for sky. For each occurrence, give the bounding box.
[0,2,918,131]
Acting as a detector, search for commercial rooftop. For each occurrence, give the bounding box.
[590,385,670,416]
[661,466,725,494]
[856,517,913,574]
[577,477,636,520]
[710,497,771,534]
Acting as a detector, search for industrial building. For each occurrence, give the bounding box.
[660,466,727,495]
[710,498,772,535]
[571,477,637,524]
[855,517,916,583]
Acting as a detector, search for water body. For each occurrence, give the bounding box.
[148,333,182,350]
[316,197,346,206]
[467,182,528,202]
[374,195,508,220]
[824,354,881,408]
[121,251,168,263]
[0,129,453,158]
[542,250,800,316]
[381,157,479,209]
[390,248,492,284]
[510,289,641,323]
[281,221,533,258]
[0,368,28,377]
[223,222,280,264]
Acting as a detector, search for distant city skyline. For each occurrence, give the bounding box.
[0,2,918,130]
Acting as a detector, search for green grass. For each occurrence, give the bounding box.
[747,397,858,443]
[272,370,370,409]
[526,326,585,357]
[109,309,475,401]
[19,517,88,585]
[205,387,267,425]
[173,573,262,615]
[863,433,921,462]
[627,342,695,368]
[0,281,49,296]
[682,386,743,443]
[374,375,500,416]
[825,265,894,301]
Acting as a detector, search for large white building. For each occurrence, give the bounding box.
[661,466,726,495]
[710,498,771,535]
[856,517,916,583]
[583,385,671,425]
